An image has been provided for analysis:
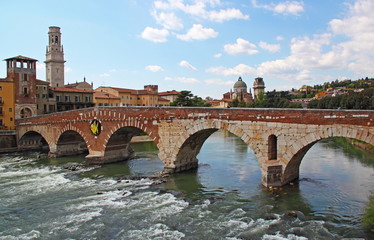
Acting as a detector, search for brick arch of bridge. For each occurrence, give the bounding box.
[52,124,91,157]
[102,120,158,149]
[93,121,159,164]
[282,125,374,185]
[18,129,53,151]
[160,119,261,173]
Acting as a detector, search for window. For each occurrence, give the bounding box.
[65,96,70,102]
[10,117,13,121]
[268,135,277,160]
[23,88,28,96]
[36,94,40,98]
[85,96,90,102]
[75,96,80,102]
[56,95,61,102]
[137,97,140,100]
[98,103,102,106]
[9,108,12,112]
[23,74,28,81]
[0,86,2,90]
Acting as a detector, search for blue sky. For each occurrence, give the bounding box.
[1,0,373,99]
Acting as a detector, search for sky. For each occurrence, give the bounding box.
[1,0,373,99]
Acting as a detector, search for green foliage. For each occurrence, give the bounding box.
[248,90,302,108]
[170,90,211,107]
[363,195,374,232]
[308,88,374,110]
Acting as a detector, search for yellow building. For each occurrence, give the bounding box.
[95,85,170,107]
[93,91,121,106]
[0,80,15,130]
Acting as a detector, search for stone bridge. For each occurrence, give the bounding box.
[16,107,374,187]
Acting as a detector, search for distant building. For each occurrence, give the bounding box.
[65,77,94,91]
[53,87,94,111]
[93,91,121,107]
[209,77,265,107]
[158,90,180,103]
[36,79,56,115]
[95,85,170,107]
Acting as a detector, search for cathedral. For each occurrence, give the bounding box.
[209,77,265,107]
[224,77,265,103]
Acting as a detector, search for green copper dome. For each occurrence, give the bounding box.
[233,77,247,89]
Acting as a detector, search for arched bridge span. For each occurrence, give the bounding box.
[16,107,374,187]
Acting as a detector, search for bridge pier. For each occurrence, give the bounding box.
[261,164,285,187]
[84,143,135,164]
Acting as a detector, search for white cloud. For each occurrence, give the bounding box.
[152,11,183,30]
[100,73,110,77]
[141,27,169,42]
[179,60,197,70]
[276,36,284,41]
[176,24,218,41]
[259,41,281,53]
[252,0,304,16]
[213,53,222,58]
[205,78,235,85]
[206,8,249,22]
[206,64,257,76]
[109,69,117,73]
[145,65,164,72]
[154,0,248,22]
[224,38,258,55]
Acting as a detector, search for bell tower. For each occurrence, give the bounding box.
[45,26,65,87]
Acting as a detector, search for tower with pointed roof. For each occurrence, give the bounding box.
[45,26,65,87]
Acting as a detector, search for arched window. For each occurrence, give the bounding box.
[268,134,277,160]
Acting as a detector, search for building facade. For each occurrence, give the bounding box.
[0,79,15,129]
[53,87,94,111]
[96,85,170,107]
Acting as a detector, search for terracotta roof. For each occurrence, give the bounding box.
[103,87,157,95]
[51,87,93,93]
[158,96,170,102]
[94,92,120,99]
[36,79,49,85]
[158,90,180,96]
[4,55,38,61]
[208,99,234,103]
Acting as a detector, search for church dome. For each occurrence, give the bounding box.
[233,77,247,89]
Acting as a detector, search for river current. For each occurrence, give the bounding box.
[0,131,373,239]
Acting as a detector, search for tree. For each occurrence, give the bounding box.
[171,90,211,107]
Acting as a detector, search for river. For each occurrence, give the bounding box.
[0,130,373,239]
